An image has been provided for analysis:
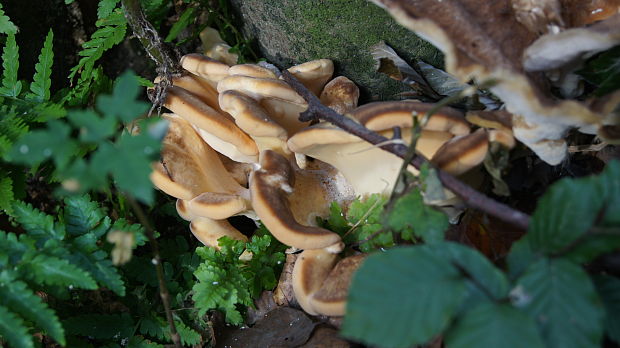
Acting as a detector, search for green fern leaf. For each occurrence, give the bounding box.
[0,4,18,34]
[11,201,65,244]
[68,251,125,295]
[27,29,54,102]
[0,34,22,97]
[68,11,126,82]
[63,194,107,236]
[0,278,65,345]
[127,336,164,348]
[0,305,33,348]
[28,254,98,289]
[0,174,14,213]
[98,0,121,19]
[171,320,201,346]
[0,231,34,265]
[139,316,166,341]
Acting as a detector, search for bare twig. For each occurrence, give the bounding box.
[127,197,182,348]
[281,70,531,230]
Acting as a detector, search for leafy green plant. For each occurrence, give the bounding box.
[342,160,620,348]
[0,194,148,348]
[64,0,127,105]
[192,231,286,324]
[7,71,164,205]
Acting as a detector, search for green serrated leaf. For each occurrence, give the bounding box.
[28,254,98,289]
[127,336,164,348]
[0,34,22,97]
[564,233,620,264]
[90,131,160,204]
[10,201,64,243]
[593,275,620,344]
[0,305,34,348]
[528,175,604,254]
[67,109,117,143]
[27,29,54,102]
[445,302,544,348]
[68,251,125,295]
[0,279,65,345]
[515,258,604,348]
[341,245,468,348]
[386,188,448,243]
[437,242,510,301]
[0,174,14,213]
[68,10,126,84]
[96,70,149,122]
[98,0,121,19]
[63,194,107,236]
[0,4,18,35]
[8,120,79,170]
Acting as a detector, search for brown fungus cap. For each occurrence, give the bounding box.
[350,101,470,136]
[217,75,307,105]
[309,254,366,317]
[228,64,278,79]
[319,76,360,115]
[287,59,335,96]
[154,114,248,199]
[292,248,340,316]
[187,192,250,220]
[288,123,452,196]
[431,128,489,175]
[189,216,248,249]
[163,85,258,158]
[180,53,230,84]
[250,150,342,250]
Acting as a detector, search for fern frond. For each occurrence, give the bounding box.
[0,305,33,348]
[98,0,121,19]
[0,113,29,146]
[127,336,165,348]
[169,319,201,346]
[63,194,107,236]
[0,279,65,345]
[10,201,64,243]
[0,4,18,35]
[68,10,126,82]
[27,254,98,290]
[0,231,34,264]
[68,251,125,295]
[0,34,22,97]
[27,29,54,102]
[0,174,14,213]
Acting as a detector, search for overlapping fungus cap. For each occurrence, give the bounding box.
[287,59,335,96]
[319,76,360,114]
[249,150,342,250]
[350,100,470,135]
[288,122,455,195]
[162,85,258,162]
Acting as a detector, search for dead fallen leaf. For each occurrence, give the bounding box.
[299,326,350,348]
[216,307,315,348]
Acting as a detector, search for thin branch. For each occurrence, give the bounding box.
[127,196,182,348]
[281,70,531,230]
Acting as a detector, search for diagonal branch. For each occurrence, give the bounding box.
[281,70,531,231]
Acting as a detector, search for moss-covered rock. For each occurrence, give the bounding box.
[230,0,443,101]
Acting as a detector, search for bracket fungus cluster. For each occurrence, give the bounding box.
[371,0,620,165]
[149,51,502,316]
